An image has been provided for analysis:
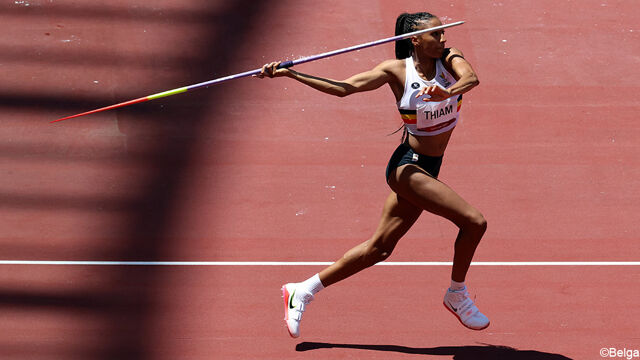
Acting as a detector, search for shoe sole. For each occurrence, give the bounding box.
[281,285,297,338]
[442,302,490,331]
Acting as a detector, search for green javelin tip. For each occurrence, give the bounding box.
[146,86,189,100]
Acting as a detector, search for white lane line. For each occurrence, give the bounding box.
[0,261,638,266]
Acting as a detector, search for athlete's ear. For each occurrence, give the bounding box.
[410,35,420,47]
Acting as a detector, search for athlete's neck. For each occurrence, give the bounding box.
[412,54,437,81]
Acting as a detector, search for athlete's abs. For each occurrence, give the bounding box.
[407,130,452,156]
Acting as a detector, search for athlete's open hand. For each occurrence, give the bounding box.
[416,85,451,102]
[254,61,290,79]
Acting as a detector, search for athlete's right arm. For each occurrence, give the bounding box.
[255,60,399,97]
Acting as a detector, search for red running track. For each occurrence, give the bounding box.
[0,0,638,359]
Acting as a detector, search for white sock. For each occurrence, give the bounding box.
[299,273,324,295]
[450,280,466,292]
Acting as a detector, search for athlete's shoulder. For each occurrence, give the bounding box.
[375,58,406,76]
[377,58,405,68]
[441,47,465,62]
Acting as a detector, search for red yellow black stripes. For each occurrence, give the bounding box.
[399,109,417,124]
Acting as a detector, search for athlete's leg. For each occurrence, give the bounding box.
[318,191,422,287]
[388,164,490,330]
[388,164,487,282]
[283,190,422,337]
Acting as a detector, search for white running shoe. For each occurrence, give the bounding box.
[443,287,490,330]
[281,283,314,338]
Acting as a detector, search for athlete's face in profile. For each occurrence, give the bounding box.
[411,17,447,59]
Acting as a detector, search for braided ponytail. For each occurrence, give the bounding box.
[395,13,412,59]
[394,12,436,59]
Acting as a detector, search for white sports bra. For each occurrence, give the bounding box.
[397,56,462,136]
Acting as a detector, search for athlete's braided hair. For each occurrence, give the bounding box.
[395,12,436,59]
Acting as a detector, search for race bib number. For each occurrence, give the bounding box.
[416,96,458,132]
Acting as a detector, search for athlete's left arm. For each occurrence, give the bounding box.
[417,48,479,102]
[443,47,479,96]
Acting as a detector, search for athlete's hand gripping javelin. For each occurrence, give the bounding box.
[255,62,289,78]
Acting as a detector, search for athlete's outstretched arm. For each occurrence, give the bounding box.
[255,60,398,97]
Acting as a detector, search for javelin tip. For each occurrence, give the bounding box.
[50,96,150,124]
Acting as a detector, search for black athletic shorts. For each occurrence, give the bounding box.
[385,142,443,183]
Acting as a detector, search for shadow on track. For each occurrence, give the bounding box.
[0,1,267,359]
[296,342,573,359]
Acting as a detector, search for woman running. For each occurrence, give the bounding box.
[256,12,490,337]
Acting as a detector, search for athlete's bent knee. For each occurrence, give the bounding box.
[462,211,487,234]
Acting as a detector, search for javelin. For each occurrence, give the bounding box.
[51,21,464,123]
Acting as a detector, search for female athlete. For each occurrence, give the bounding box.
[256,12,490,337]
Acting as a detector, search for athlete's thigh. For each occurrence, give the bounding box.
[368,192,423,252]
[389,164,478,227]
